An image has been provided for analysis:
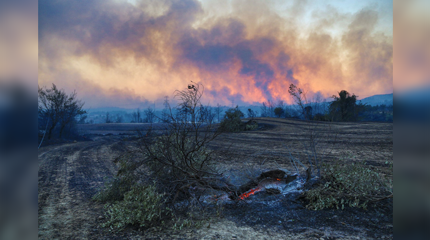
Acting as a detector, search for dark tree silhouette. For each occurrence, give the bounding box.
[274,107,284,118]
[260,102,268,117]
[38,84,86,139]
[214,103,222,123]
[105,112,112,123]
[288,84,309,119]
[247,108,257,119]
[220,106,245,132]
[329,90,366,121]
[144,107,156,123]
[304,106,313,120]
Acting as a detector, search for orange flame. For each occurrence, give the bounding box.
[239,187,262,200]
[276,178,281,181]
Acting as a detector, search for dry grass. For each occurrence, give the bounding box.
[38,118,393,239]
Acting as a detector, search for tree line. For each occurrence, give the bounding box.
[89,86,392,124]
[257,84,392,122]
[38,83,391,142]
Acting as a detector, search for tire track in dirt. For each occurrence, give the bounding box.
[38,139,124,239]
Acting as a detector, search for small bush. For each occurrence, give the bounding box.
[92,177,134,203]
[219,106,244,132]
[313,113,329,121]
[102,183,170,230]
[245,120,258,130]
[220,106,258,132]
[147,134,215,184]
[93,154,139,203]
[303,160,392,210]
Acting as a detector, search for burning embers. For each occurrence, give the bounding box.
[238,176,285,200]
[231,170,299,200]
[239,187,262,200]
[202,170,301,204]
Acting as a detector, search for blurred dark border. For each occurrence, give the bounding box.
[0,0,38,240]
[394,88,430,240]
[394,0,430,239]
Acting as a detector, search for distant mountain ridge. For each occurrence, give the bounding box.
[358,93,393,106]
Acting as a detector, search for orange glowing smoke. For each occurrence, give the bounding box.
[239,187,262,200]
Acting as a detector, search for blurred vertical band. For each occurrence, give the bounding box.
[0,0,38,240]
[394,0,430,239]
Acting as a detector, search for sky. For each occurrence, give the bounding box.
[38,0,394,108]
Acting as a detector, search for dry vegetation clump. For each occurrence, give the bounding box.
[101,183,170,230]
[244,119,258,130]
[92,176,133,203]
[92,152,140,203]
[302,159,393,210]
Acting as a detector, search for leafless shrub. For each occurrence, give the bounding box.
[285,120,337,180]
[38,83,86,140]
[113,83,237,209]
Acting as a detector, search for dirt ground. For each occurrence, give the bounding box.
[38,118,393,239]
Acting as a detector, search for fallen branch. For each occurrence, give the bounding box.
[370,194,393,202]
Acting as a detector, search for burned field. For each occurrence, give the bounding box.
[38,118,393,239]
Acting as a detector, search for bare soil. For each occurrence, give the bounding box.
[38,118,393,239]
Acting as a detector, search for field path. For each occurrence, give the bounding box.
[38,137,124,239]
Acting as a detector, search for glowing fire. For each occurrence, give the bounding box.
[239,187,262,200]
[239,178,283,200]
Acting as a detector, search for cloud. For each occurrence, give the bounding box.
[39,0,393,107]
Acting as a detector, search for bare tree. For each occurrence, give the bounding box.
[214,103,222,123]
[198,105,214,123]
[137,108,142,123]
[260,102,268,117]
[285,85,338,178]
[115,82,235,207]
[144,107,156,123]
[58,91,85,138]
[105,112,112,123]
[115,114,123,123]
[38,84,86,139]
[161,96,170,123]
[247,108,257,119]
[267,99,275,118]
[288,84,309,120]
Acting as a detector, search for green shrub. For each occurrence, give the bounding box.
[102,183,170,230]
[93,153,139,203]
[303,160,391,210]
[245,120,258,130]
[219,106,244,132]
[220,106,258,132]
[92,177,133,203]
